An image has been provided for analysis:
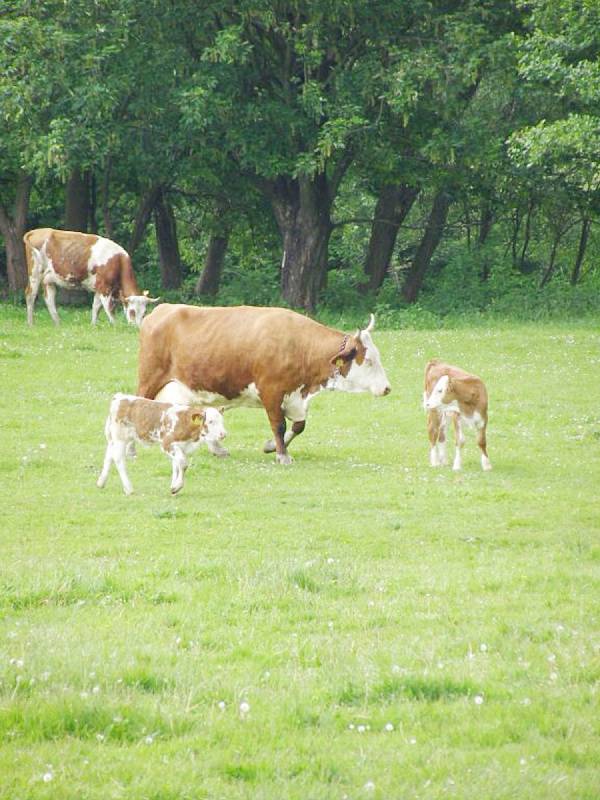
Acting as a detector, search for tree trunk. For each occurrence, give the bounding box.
[196,232,230,296]
[518,196,535,273]
[510,206,521,268]
[154,187,183,289]
[64,169,91,232]
[478,200,494,281]
[129,184,161,254]
[270,174,333,311]
[402,189,451,303]
[0,172,33,293]
[102,160,114,240]
[478,200,493,246]
[539,232,562,288]
[363,184,419,292]
[571,218,590,285]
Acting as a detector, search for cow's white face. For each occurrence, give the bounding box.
[201,407,227,443]
[425,375,450,410]
[334,318,391,397]
[122,295,159,327]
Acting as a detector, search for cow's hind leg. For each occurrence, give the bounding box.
[97,441,113,489]
[452,415,465,471]
[42,281,60,325]
[478,426,492,471]
[109,441,134,495]
[26,276,41,326]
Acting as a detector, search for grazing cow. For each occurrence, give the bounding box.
[97,394,227,495]
[137,303,392,464]
[24,228,159,326]
[423,359,492,471]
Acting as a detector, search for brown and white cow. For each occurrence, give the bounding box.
[24,228,159,326]
[97,393,227,495]
[137,303,392,464]
[423,359,491,471]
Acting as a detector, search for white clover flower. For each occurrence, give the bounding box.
[474,694,484,705]
[239,701,250,715]
[384,722,394,732]
[145,735,154,744]
[42,772,53,783]
[479,643,488,652]
[92,686,100,695]
[364,781,375,792]
[218,701,226,711]
[357,724,366,733]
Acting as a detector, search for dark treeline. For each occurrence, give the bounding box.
[1,1,599,313]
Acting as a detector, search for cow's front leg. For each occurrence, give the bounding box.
[98,293,116,324]
[264,401,292,465]
[427,411,442,466]
[263,420,306,454]
[436,413,449,466]
[168,447,189,494]
[206,437,230,457]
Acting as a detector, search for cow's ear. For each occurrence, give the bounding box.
[218,406,225,415]
[330,345,357,366]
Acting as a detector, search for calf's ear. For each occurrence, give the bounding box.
[191,411,205,426]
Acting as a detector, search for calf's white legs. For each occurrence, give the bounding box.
[168,447,189,495]
[97,439,134,495]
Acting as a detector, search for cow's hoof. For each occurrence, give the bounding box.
[171,485,183,495]
[276,453,293,465]
[263,439,275,453]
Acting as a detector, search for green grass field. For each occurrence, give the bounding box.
[0,305,599,799]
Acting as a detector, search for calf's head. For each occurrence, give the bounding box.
[425,375,455,410]
[194,406,227,444]
[331,314,391,397]
[122,291,160,326]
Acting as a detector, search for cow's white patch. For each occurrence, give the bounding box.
[281,386,319,422]
[155,380,262,410]
[88,236,126,270]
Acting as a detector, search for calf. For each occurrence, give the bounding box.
[423,359,492,471]
[97,394,226,495]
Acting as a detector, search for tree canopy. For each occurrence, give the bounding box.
[1,0,598,312]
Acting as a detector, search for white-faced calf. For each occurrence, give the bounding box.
[97,394,227,495]
[423,360,491,471]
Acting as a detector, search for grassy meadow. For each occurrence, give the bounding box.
[0,304,599,799]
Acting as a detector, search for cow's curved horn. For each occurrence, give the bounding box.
[366,313,375,333]
[147,296,161,303]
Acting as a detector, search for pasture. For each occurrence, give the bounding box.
[0,305,598,799]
